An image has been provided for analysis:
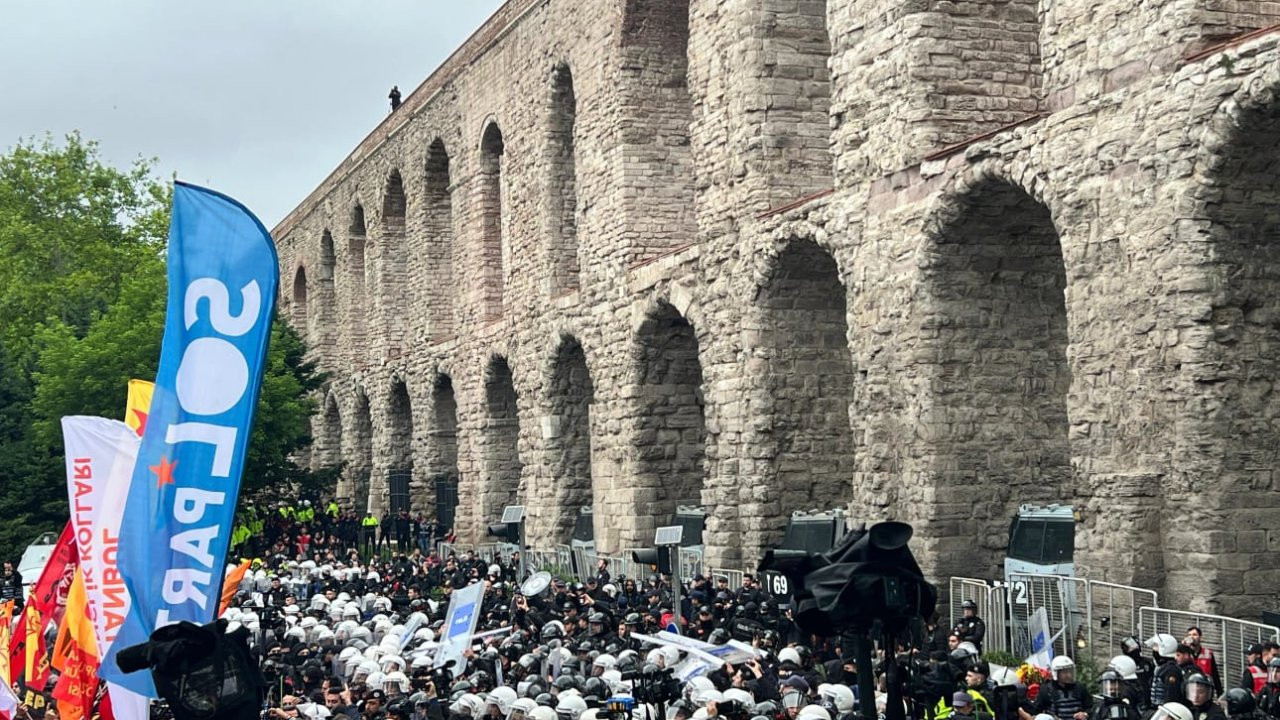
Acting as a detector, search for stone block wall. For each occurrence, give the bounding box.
[272,0,1280,614]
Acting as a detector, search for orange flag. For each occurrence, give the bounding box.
[52,568,98,720]
[219,559,252,615]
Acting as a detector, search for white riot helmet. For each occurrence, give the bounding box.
[530,708,557,720]
[1150,704,1193,720]
[601,669,627,694]
[451,694,485,719]
[366,672,385,690]
[591,654,616,676]
[818,684,855,714]
[415,628,436,643]
[383,671,410,695]
[1147,633,1178,658]
[555,694,587,720]
[684,677,715,703]
[778,648,802,666]
[797,708,831,720]
[1050,656,1076,683]
[489,687,519,718]
[1108,655,1139,680]
[509,698,539,720]
[723,689,755,708]
[382,655,406,673]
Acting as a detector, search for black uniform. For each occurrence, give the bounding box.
[1032,681,1093,720]
[1186,702,1228,720]
[953,616,986,653]
[1256,684,1280,719]
[1150,660,1184,708]
[1090,698,1140,720]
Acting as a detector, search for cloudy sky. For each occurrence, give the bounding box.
[1,1,504,228]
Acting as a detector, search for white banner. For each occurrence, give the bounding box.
[61,416,148,720]
[436,582,486,670]
[1027,606,1054,668]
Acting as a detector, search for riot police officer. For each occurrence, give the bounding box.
[1224,688,1262,720]
[1091,670,1140,720]
[1182,673,1225,720]
[1149,634,1186,707]
[1028,657,1092,720]
[953,601,987,654]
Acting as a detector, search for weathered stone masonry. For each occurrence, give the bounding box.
[273,0,1280,617]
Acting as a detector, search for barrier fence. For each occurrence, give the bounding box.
[1139,606,1279,692]
[430,541,1277,676]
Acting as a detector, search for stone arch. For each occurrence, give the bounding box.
[917,175,1071,581]
[387,377,414,513]
[348,203,368,353]
[749,237,856,547]
[380,169,409,350]
[314,391,343,477]
[425,139,456,337]
[315,230,336,352]
[292,265,309,335]
[347,389,374,512]
[630,300,707,544]
[545,334,595,544]
[1174,73,1280,615]
[427,373,461,532]
[547,63,579,294]
[478,122,506,320]
[481,355,523,525]
[617,0,695,260]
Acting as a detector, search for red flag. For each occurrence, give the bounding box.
[8,523,77,691]
[0,679,18,720]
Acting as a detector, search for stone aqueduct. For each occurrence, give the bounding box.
[273,0,1280,616]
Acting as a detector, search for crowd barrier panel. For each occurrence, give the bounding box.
[1138,606,1279,692]
[948,577,1009,654]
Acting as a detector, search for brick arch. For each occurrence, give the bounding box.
[378,169,409,352]
[386,376,415,513]
[743,236,857,549]
[912,172,1073,581]
[347,201,369,356]
[313,390,343,481]
[1171,67,1280,615]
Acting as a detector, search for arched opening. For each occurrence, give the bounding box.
[348,391,374,512]
[547,336,594,544]
[314,393,343,476]
[479,123,506,320]
[482,356,522,525]
[755,239,855,544]
[632,303,706,539]
[425,140,455,337]
[316,230,336,352]
[348,204,368,352]
[428,375,460,534]
[388,379,414,514]
[548,64,579,294]
[1186,91,1280,616]
[380,170,408,348]
[292,266,309,335]
[923,179,1070,581]
[617,0,695,260]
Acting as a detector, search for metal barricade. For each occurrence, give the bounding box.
[1139,606,1279,693]
[709,568,745,590]
[1087,581,1157,665]
[949,578,1009,654]
[1007,573,1081,660]
[679,547,704,580]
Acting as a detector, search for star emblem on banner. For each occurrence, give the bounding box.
[150,456,178,489]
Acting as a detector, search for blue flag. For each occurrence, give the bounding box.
[104,183,278,695]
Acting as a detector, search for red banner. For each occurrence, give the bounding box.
[8,523,77,691]
[52,642,97,720]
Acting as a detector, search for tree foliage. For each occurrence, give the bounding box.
[0,133,327,563]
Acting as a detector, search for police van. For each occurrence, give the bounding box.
[18,530,59,599]
[1004,503,1075,583]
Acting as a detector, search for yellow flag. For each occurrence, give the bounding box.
[125,379,155,437]
[0,600,12,685]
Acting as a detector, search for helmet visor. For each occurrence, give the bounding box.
[1055,668,1075,685]
[1101,678,1121,699]
[781,692,806,711]
[1187,683,1211,706]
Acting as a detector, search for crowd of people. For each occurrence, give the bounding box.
[8,499,1277,720]
[207,501,1280,720]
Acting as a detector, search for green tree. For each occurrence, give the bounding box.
[0,133,330,562]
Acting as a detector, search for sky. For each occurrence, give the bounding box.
[1,1,505,229]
